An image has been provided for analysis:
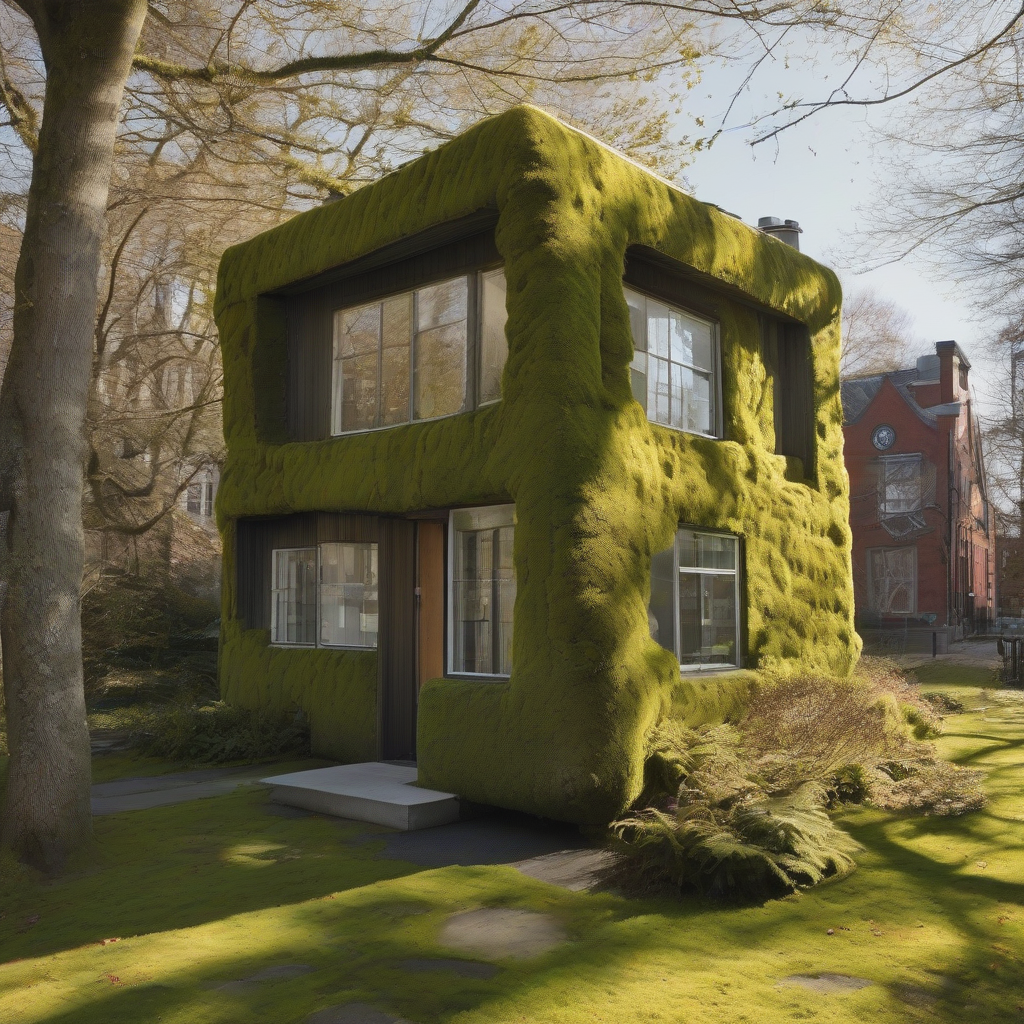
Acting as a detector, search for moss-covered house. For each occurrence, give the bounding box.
[214,106,858,825]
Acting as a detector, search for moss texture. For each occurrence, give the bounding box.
[214,105,858,824]
[4,688,1023,1023]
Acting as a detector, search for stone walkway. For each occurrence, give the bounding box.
[90,765,275,815]
[900,638,1002,673]
[90,768,610,890]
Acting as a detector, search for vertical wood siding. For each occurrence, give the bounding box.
[377,517,418,761]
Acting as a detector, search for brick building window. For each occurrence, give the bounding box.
[868,546,916,615]
[879,455,922,516]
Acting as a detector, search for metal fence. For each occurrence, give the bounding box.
[998,636,1024,687]
[859,627,949,658]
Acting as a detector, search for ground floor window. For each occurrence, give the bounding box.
[271,543,378,648]
[449,504,516,676]
[868,545,916,615]
[649,527,740,669]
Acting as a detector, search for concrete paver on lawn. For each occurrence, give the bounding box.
[440,908,568,960]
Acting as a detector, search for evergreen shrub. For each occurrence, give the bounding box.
[127,699,309,764]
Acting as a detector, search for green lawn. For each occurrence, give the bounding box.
[1,677,1022,1024]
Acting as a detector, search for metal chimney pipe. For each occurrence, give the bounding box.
[758,216,803,251]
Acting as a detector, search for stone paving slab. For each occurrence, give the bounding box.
[398,957,499,980]
[440,908,567,960]
[308,1004,413,1024]
[779,973,874,994]
[512,848,616,891]
[213,963,315,991]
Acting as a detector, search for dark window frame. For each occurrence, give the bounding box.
[328,266,506,437]
[649,525,744,673]
[283,226,502,441]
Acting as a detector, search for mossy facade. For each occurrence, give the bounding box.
[214,106,858,825]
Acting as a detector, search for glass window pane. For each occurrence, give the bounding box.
[417,278,468,331]
[271,548,317,645]
[335,304,379,359]
[649,355,670,426]
[707,575,737,662]
[451,504,516,532]
[319,542,378,647]
[333,303,380,434]
[683,368,712,435]
[625,288,646,352]
[649,542,676,655]
[670,310,690,365]
[337,351,378,432]
[689,317,714,371]
[678,530,736,570]
[630,352,647,406]
[479,268,508,404]
[453,529,494,674]
[647,300,671,359]
[451,505,516,675]
[380,294,412,426]
[869,547,915,614]
[414,322,467,419]
[671,362,684,430]
[678,572,702,664]
[679,572,737,666]
[882,458,922,514]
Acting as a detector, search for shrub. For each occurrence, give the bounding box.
[866,757,985,816]
[127,698,309,764]
[609,724,858,898]
[922,691,966,714]
[609,666,984,899]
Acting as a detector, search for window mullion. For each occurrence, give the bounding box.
[409,290,417,423]
[673,531,681,662]
[468,272,478,411]
[492,527,500,673]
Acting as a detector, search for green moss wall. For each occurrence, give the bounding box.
[214,105,858,824]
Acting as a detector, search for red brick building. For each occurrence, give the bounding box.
[841,341,996,643]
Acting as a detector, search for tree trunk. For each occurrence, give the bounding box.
[0,0,147,873]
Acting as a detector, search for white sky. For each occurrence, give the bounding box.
[679,57,1002,416]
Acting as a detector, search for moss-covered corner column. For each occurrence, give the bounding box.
[416,110,857,824]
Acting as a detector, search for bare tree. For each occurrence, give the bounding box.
[0,0,148,874]
[840,285,917,378]
[983,316,1024,538]
[705,3,1024,318]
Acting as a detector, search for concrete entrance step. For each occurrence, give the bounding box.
[260,762,460,831]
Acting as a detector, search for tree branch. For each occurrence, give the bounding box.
[133,0,481,83]
[750,2,1024,146]
[0,42,39,153]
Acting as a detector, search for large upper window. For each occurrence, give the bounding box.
[449,505,516,676]
[879,455,922,517]
[331,268,506,435]
[625,287,720,437]
[868,546,916,615]
[271,542,378,648]
[649,528,740,670]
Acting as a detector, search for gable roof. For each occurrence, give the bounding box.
[841,367,942,428]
